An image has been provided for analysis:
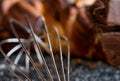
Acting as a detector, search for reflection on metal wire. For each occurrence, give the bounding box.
[0,16,70,81]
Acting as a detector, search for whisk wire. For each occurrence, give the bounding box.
[62,36,70,81]
[0,46,32,81]
[25,15,53,81]
[0,16,70,81]
[4,62,24,81]
[41,16,61,81]
[10,20,45,81]
[52,26,66,81]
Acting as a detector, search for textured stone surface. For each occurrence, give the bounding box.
[70,60,120,81]
[0,56,120,81]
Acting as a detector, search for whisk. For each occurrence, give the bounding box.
[0,16,70,81]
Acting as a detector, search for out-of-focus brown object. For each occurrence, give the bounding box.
[42,0,100,59]
[75,58,82,65]
[88,63,94,69]
[43,0,120,66]
[2,0,21,15]
[0,0,43,39]
[107,0,120,26]
[1,0,42,17]
[89,0,109,24]
[99,32,120,66]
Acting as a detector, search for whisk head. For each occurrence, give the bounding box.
[0,16,70,81]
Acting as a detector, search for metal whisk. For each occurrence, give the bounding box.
[0,16,70,81]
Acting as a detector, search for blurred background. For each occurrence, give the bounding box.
[0,0,120,81]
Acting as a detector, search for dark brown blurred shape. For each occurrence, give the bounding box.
[100,33,120,66]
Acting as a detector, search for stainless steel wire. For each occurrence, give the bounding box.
[0,16,70,81]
